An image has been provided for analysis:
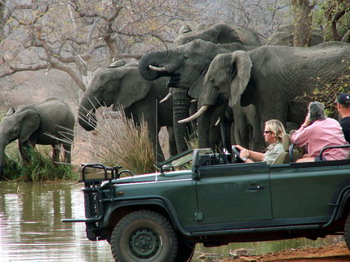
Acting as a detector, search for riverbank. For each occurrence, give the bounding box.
[221,241,350,262]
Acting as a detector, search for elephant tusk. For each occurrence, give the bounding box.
[191,99,197,103]
[178,105,209,123]
[149,65,167,72]
[160,92,172,103]
[215,117,221,126]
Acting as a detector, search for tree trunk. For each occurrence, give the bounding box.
[292,0,313,47]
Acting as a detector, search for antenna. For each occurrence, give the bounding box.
[155,98,158,164]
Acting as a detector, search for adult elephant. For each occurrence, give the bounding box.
[174,22,262,46]
[0,97,75,178]
[78,61,176,163]
[265,25,324,46]
[172,23,262,151]
[192,42,350,138]
[138,39,264,150]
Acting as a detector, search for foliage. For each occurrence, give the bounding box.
[216,0,292,37]
[295,64,350,117]
[3,147,77,182]
[314,1,350,42]
[77,107,156,174]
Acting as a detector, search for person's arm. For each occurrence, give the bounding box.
[235,145,264,162]
[291,116,311,146]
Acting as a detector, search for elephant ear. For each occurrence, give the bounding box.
[18,109,40,142]
[112,70,152,110]
[229,50,252,108]
[207,23,242,44]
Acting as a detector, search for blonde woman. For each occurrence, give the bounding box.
[235,119,286,164]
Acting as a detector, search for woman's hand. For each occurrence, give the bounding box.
[303,115,311,127]
[235,145,249,159]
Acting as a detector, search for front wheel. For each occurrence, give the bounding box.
[110,210,178,262]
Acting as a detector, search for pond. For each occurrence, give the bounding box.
[0,181,341,262]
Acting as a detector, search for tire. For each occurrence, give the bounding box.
[175,243,195,262]
[110,210,178,262]
[345,212,350,250]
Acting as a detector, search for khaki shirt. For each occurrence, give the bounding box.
[263,142,284,165]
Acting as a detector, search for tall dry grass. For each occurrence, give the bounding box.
[77,107,157,174]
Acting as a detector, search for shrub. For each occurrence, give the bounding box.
[77,107,156,174]
[3,147,77,182]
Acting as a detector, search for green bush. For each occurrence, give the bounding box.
[1,110,77,182]
[3,147,77,182]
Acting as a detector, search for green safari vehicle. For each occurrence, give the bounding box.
[63,147,350,262]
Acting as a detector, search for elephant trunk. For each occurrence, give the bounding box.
[197,111,211,148]
[138,51,175,81]
[172,89,192,153]
[78,94,98,131]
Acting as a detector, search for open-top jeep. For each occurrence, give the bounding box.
[63,146,350,262]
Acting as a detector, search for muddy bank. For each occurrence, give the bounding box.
[221,241,350,262]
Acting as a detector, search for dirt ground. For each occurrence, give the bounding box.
[221,241,350,262]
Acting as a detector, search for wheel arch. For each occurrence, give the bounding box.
[329,180,350,226]
[102,198,191,237]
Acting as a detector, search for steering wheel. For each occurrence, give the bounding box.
[231,146,245,163]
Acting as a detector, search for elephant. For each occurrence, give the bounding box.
[193,42,350,141]
[174,22,262,46]
[0,97,75,178]
[265,25,325,46]
[138,38,264,151]
[78,61,177,163]
[161,22,262,153]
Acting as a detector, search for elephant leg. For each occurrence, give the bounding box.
[145,120,164,163]
[235,124,250,149]
[52,144,61,163]
[154,127,165,163]
[62,143,72,163]
[19,141,34,162]
[167,126,178,157]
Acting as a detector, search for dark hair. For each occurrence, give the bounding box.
[308,101,326,122]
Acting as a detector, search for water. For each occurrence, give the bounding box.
[0,182,113,262]
[0,182,342,262]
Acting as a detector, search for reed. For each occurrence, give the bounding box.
[77,107,156,174]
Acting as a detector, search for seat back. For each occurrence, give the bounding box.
[271,134,291,165]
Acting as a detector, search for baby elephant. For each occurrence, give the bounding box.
[0,97,75,178]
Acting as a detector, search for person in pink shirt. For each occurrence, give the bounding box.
[291,101,349,162]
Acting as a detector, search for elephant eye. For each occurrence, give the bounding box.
[183,55,189,59]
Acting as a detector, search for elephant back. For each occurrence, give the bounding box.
[33,98,75,139]
[174,22,262,47]
[266,25,324,46]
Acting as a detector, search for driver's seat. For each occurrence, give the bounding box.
[271,134,292,165]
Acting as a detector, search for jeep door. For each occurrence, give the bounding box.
[269,161,350,225]
[194,162,272,229]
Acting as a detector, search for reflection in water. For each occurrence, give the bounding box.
[0,182,342,262]
[0,182,113,262]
